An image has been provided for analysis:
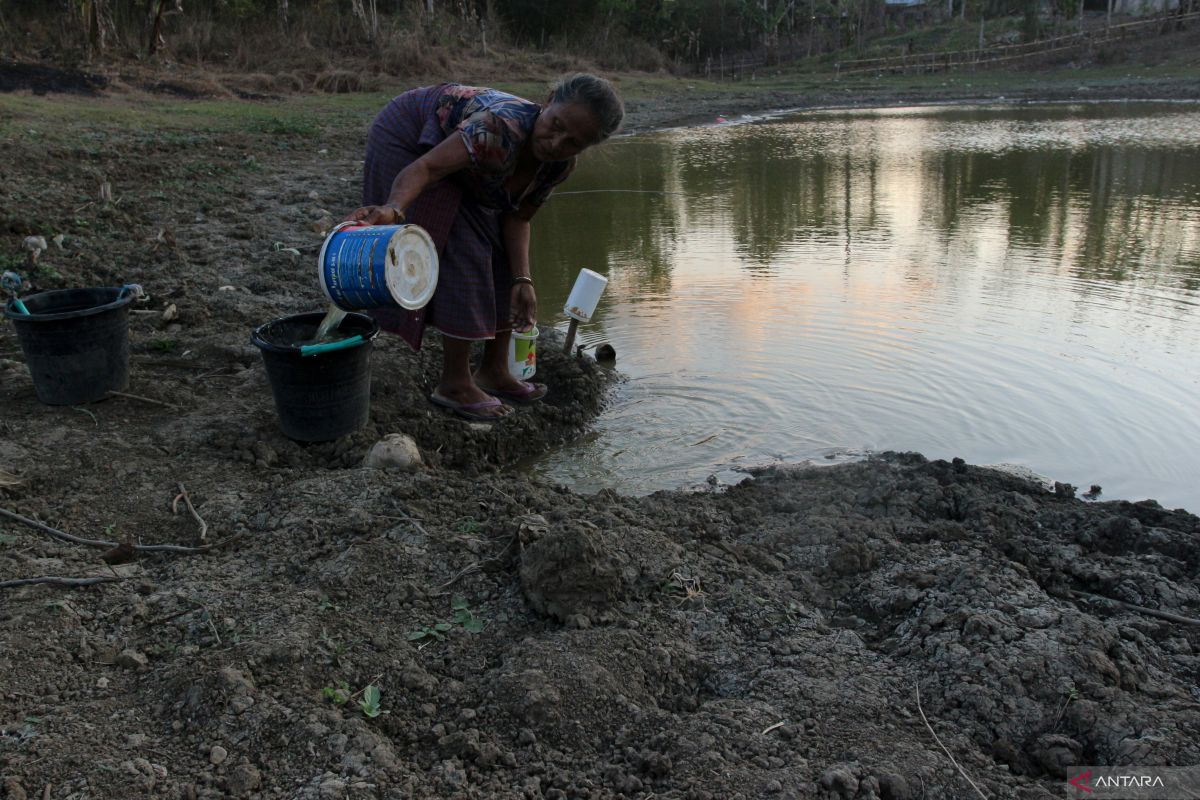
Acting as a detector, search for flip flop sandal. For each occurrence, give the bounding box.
[430,392,511,421]
[476,380,548,405]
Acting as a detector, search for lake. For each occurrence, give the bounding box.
[525,102,1200,510]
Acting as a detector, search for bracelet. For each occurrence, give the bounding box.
[512,276,534,286]
[384,203,405,222]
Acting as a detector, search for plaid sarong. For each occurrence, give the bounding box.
[362,84,513,350]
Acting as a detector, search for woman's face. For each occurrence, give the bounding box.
[531,101,604,162]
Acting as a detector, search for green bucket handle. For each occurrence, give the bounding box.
[300,335,365,357]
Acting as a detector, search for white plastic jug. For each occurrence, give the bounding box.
[563,269,608,323]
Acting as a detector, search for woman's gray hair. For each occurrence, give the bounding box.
[550,73,624,141]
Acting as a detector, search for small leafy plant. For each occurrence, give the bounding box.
[407,623,452,642]
[456,517,483,535]
[358,685,382,718]
[321,680,384,718]
[321,680,351,706]
[452,596,485,633]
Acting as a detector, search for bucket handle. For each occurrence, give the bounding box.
[300,335,364,357]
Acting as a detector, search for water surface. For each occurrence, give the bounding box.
[526,102,1200,509]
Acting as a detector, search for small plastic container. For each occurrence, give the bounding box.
[563,269,608,322]
[508,326,539,380]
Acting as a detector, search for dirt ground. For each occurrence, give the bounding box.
[2,69,1200,800]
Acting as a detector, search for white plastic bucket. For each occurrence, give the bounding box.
[564,269,608,322]
[508,326,539,380]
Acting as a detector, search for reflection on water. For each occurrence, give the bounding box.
[526,103,1200,510]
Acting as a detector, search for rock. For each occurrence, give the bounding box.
[819,765,859,797]
[226,763,261,796]
[250,441,277,467]
[878,771,911,800]
[594,343,616,362]
[162,303,178,322]
[362,433,423,471]
[115,649,148,670]
[230,695,255,715]
[218,667,255,693]
[209,745,228,765]
[1032,734,1082,778]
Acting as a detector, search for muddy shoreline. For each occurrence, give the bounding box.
[3,76,1200,799]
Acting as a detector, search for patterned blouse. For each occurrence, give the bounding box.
[431,84,575,212]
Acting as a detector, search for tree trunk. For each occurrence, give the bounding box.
[147,0,169,56]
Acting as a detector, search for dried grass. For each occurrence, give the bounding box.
[314,69,364,94]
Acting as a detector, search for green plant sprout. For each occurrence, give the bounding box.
[455,518,483,535]
[321,680,384,718]
[452,596,485,633]
[358,685,382,718]
[407,623,453,642]
[321,680,351,706]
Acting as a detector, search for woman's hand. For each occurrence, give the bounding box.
[511,282,537,333]
[343,204,405,226]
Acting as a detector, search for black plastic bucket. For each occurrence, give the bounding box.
[3,287,135,405]
[251,311,379,442]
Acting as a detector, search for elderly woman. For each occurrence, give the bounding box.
[346,74,623,421]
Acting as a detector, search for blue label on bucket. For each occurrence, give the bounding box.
[320,225,403,311]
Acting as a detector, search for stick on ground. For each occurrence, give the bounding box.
[915,682,989,800]
[0,575,124,590]
[173,482,208,542]
[0,506,236,554]
[1070,589,1200,627]
[107,390,181,410]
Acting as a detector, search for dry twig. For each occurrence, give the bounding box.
[915,682,988,800]
[377,508,430,538]
[172,482,208,542]
[0,506,238,555]
[0,575,124,590]
[107,390,181,410]
[432,538,516,595]
[1070,589,1200,627]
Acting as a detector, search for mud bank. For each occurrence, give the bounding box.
[2,453,1198,799]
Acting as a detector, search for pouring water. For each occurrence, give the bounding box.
[314,304,347,342]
